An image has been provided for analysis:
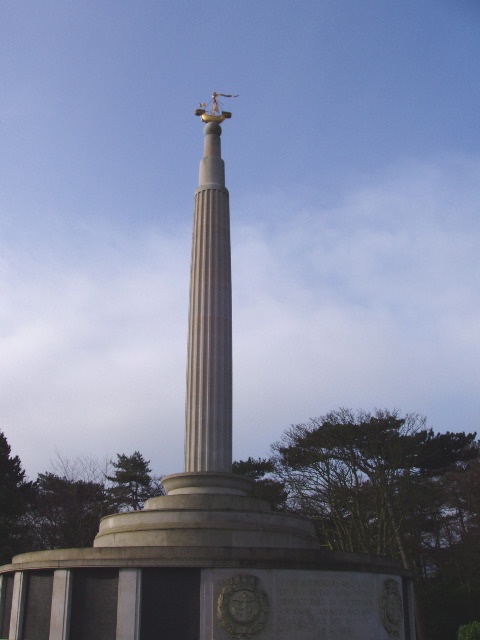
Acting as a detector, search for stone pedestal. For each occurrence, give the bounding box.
[93,482,319,550]
[0,547,415,640]
[0,468,416,639]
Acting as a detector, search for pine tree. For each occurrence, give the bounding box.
[0,430,32,563]
[106,451,155,511]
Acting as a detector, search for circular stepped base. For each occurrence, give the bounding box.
[95,472,320,549]
[94,492,319,549]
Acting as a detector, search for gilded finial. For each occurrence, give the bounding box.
[194,91,239,123]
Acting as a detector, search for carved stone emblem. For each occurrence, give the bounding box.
[217,574,269,638]
[380,579,403,636]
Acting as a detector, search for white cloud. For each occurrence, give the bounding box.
[0,224,190,476]
[232,156,480,457]
[1,156,479,477]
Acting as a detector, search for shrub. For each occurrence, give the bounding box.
[458,621,480,640]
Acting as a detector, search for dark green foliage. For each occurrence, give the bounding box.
[272,409,479,559]
[0,430,32,563]
[106,451,161,511]
[274,410,416,555]
[0,442,165,560]
[417,457,480,640]
[458,622,480,640]
[232,457,288,511]
[25,472,115,549]
[416,431,479,475]
[262,408,480,640]
[233,457,274,480]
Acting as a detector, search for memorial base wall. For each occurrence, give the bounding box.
[0,548,415,640]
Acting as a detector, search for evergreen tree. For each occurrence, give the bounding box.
[0,430,32,563]
[233,457,288,511]
[26,472,115,549]
[268,408,479,640]
[106,451,157,511]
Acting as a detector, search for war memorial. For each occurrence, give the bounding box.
[0,95,416,640]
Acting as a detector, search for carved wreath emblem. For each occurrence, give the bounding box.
[217,574,269,638]
[380,579,403,637]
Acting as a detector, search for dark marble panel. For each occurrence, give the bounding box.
[0,573,14,638]
[69,569,118,640]
[140,568,200,640]
[402,576,412,640]
[21,571,54,640]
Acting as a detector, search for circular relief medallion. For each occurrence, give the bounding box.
[217,574,269,638]
[380,579,403,637]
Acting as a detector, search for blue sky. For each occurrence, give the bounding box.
[1,0,479,478]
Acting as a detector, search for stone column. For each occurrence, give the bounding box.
[116,569,141,640]
[8,571,25,640]
[49,570,71,640]
[185,122,232,473]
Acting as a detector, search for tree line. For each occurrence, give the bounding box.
[0,435,163,564]
[0,408,478,640]
[233,409,480,640]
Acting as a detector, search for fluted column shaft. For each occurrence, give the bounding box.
[185,123,232,472]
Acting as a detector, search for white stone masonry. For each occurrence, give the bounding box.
[185,122,232,472]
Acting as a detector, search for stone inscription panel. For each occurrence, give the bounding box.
[272,571,400,640]
[206,569,406,640]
